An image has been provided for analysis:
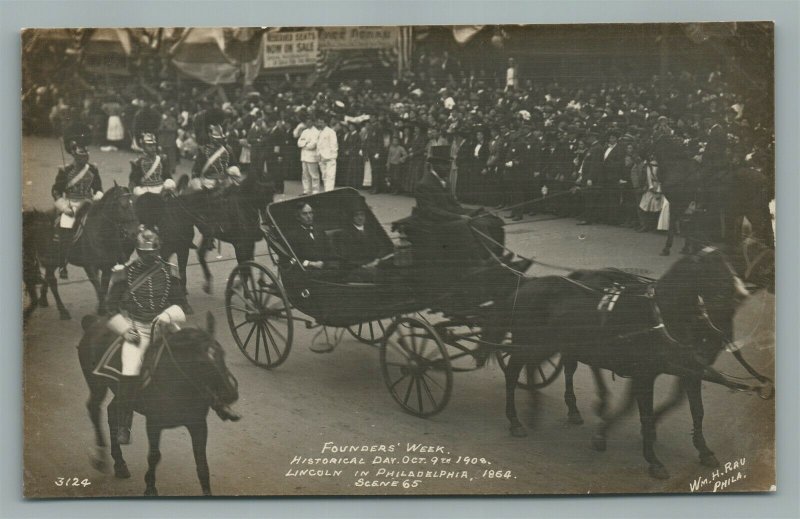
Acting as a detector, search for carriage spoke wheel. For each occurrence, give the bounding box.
[380,316,452,417]
[347,318,393,345]
[496,351,563,390]
[225,261,293,369]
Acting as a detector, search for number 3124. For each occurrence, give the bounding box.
[54,477,91,487]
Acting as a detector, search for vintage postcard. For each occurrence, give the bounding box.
[22,23,775,497]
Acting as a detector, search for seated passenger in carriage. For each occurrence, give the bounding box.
[128,133,176,197]
[338,198,392,283]
[284,201,340,270]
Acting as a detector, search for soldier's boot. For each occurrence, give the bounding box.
[213,402,242,422]
[56,228,72,279]
[115,376,139,445]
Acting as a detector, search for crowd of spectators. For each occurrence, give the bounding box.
[22,51,774,243]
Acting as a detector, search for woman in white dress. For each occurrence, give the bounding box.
[103,98,125,147]
[638,156,664,232]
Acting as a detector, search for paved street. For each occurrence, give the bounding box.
[22,137,775,497]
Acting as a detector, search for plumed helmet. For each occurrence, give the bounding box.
[136,226,161,251]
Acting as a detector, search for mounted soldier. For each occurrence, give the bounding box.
[51,140,104,278]
[188,123,243,194]
[106,226,241,445]
[128,132,176,197]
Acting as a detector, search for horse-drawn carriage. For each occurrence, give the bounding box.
[225,188,563,417]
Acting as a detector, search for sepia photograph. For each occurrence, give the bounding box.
[20,22,776,498]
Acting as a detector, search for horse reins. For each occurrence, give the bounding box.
[155,322,236,407]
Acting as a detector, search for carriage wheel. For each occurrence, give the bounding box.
[347,318,393,345]
[225,261,293,369]
[496,351,563,390]
[380,316,453,418]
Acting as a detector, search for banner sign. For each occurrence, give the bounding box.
[263,30,318,69]
[318,26,398,50]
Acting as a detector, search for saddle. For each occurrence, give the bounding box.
[92,330,169,391]
[54,203,91,243]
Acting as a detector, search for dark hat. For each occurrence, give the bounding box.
[347,196,369,216]
[427,145,452,166]
[607,128,622,138]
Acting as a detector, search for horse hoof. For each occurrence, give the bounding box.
[648,464,670,480]
[509,425,528,438]
[567,412,584,426]
[591,435,607,452]
[144,487,158,497]
[88,447,110,474]
[38,299,49,308]
[114,462,131,479]
[700,454,720,468]
[59,310,72,320]
[659,248,670,257]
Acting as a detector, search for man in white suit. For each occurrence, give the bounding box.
[297,115,321,195]
[315,114,339,192]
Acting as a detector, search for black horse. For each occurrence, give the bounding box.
[652,135,701,256]
[22,185,139,321]
[134,192,196,312]
[78,312,239,496]
[174,170,274,294]
[497,249,770,479]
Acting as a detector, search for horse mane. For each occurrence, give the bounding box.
[87,185,126,218]
[167,327,215,359]
[134,192,166,230]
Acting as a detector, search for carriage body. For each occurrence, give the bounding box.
[225,188,559,417]
[264,188,525,326]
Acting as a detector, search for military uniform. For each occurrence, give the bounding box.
[189,125,241,193]
[191,141,233,190]
[129,152,173,196]
[107,258,186,332]
[52,160,103,226]
[106,245,186,445]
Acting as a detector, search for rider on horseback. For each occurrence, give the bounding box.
[106,226,241,445]
[188,124,242,194]
[187,124,243,234]
[129,133,176,197]
[51,140,104,279]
